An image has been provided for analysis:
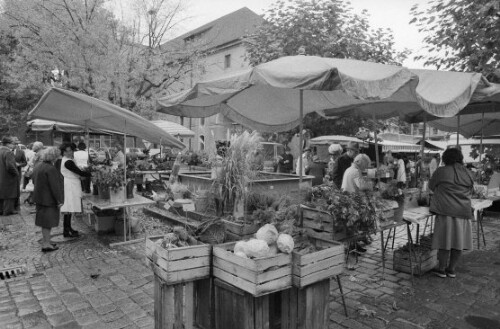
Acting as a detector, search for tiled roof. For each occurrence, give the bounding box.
[161,7,263,52]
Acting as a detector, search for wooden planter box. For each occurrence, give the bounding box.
[393,247,437,276]
[213,242,292,297]
[282,279,331,329]
[300,205,347,241]
[292,237,345,288]
[214,279,282,329]
[153,275,214,329]
[222,220,259,240]
[145,236,211,285]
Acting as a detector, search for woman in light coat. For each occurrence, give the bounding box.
[58,143,91,238]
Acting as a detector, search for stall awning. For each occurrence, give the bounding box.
[377,140,427,153]
[150,120,195,138]
[28,88,184,149]
[27,119,112,134]
[309,135,368,147]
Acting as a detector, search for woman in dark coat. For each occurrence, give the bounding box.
[32,147,64,252]
[429,148,474,278]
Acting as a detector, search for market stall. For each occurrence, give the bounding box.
[28,88,185,243]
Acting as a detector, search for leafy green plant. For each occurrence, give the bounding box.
[91,165,125,192]
[211,131,263,218]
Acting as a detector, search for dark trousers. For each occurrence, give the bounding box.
[0,199,16,215]
[63,214,73,231]
[23,176,30,189]
[80,177,91,193]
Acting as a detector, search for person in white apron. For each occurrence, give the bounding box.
[58,143,91,238]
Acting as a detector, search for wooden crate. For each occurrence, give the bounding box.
[222,220,259,240]
[282,279,331,329]
[292,237,345,288]
[300,205,347,241]
[154,275,214,329]
[393,248,437,276]
[214,278,282,329]
[145,236,211,285]
[213,242,292,297]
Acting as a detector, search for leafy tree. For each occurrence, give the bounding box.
[244,0,409,66]
[0,0,199,123]
[410,0,500,81]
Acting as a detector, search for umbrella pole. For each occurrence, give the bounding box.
[421,115,426,160]
[299,89,304,189]
[372,113,380,170]
[124,121,128,242]
[456,115,460,146]
[480,111,484,162]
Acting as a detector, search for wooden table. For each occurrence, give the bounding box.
[471,198,493,250]
[134,170,171,182]
[83,194,155,242]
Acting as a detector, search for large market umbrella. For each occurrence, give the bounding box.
[157,55,500,173]
[428,111,500,139]
[157,56,422,133]
[157,56,500,130]
[29,88,185,149]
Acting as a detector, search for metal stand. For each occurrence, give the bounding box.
[336,275,349,317]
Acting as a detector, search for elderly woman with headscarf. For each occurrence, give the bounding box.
[429,148,474,279]
[341,154,371,193]
[325,144,343,182]
[32,147,64,252]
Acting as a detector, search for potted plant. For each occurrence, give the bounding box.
[211,131,262,218]
[170,182,191,200]
[92,165,125,202]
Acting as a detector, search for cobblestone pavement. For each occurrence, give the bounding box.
[1,200,500,329]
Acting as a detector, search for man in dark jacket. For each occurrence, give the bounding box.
[333,141,359,188]
[12,137,26,211]
[277,146,294,173]
[0,136,20,215]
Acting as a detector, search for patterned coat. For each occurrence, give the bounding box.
[0,145,19,199]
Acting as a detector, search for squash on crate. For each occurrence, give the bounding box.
[212,242,292,297]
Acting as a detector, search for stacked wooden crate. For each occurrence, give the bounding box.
[145,236,212,329]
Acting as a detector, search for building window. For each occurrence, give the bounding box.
[224,54,231,69]
[180,116,184,126]
[200,117,205,126]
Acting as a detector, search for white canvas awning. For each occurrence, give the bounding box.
[28,88,184,149]
[150,120,195,138]
[377,140,428,153]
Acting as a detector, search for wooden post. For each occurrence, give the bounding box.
[480,111,485,162]
[299,89,304,194]
[456,115,460,146]
[372,113,380,169]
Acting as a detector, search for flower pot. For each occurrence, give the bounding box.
[98,185,110,200]
[92,184,99,196]
[110,187,126,203]
[126,181,134,199]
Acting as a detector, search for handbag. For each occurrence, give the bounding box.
[25,181,34,192]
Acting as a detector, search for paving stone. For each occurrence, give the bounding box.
[95,303,117,315]
[133,316,154,328]
[101,309,126,323]
[46,310,75,327]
